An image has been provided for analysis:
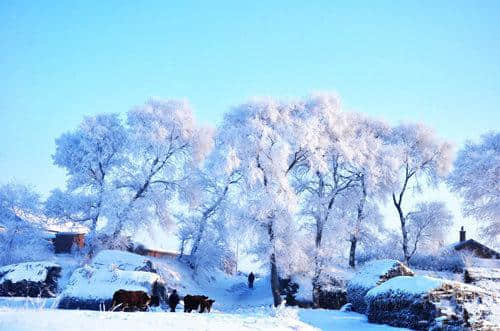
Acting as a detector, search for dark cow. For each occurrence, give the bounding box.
[183,295,215,313]
[200,299,215,313]
[111,289,151,312]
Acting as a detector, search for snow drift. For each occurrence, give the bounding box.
[58,250,166,310]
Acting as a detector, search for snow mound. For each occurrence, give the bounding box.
[0,262,60,283]
[61,265,162,299]
[0,261,61,297]
[58,250,166,310]
[366,275,443,298]
[348,259,413,289]
[347,259,413,313]
[366,276,499,330]
[91,250,156,271]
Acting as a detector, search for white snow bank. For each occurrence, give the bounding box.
[349,259,409,288]
[91,250,153,271]
[0,262,60,283]
[366,276,444,298]
[62,265,162,299]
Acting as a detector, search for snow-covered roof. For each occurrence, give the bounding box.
[366,275,444,298]
[0,261,60,283]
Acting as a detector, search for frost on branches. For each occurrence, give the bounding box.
[448,132,500,241]
[0,183,52,266]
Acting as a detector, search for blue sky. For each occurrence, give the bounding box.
[1,2,499,242]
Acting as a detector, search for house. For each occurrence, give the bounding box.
[129,243,180,259]
[52,232,86,254]
[453,227,500,259]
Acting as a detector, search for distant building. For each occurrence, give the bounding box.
[52,232,86,254]
[130,243,180,259]
[453,227,500,259]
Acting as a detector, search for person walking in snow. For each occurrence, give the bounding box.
[168,289,180,312]
[248,272,255,289]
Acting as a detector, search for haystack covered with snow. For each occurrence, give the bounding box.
[58,250,166,310]
[346,259,414,313]
[366,275,500,330]
[0,261,61,297]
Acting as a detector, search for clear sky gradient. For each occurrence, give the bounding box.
[1,2,499,242]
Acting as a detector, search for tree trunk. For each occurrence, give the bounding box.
[349,235,357,268]
[268,222,282,307]
[393,194,410,265]
[189,217,206,257]
[401,219,410,265]
[270,252,282,307]
[312,217,324,307]
[312,257,322,308]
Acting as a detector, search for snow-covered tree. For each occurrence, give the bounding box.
[341,114,398,269]
[112,99,213,238]
[48,113,127,246]
[219,98,313,306]
[177,132,242,274]
[448,132,500,240]
[0,183,52,265]
[389,123,454,264]
[293,99,398,305]
[406,201,453,263]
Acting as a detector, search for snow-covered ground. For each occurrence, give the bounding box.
[0,253,408,331]
[0,304,408,331]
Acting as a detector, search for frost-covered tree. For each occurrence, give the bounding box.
[448,132,500,240]
[389,124,454,264]
[295,100,398,305]
[112,99,213,238]
[219,98,313,306]
[176,133,243,274]
[0,183,52,265]
[405,201,453,262]
[48,114,127,243]
[342,114,398,269]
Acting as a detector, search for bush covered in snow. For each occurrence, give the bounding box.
[408,251,465,273]
[365,275,500,330]
[0,261,61,297]
[346,259,414,313]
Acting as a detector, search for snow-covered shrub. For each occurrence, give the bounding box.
[0,261,61,297]
[365,275,500,330]
[346,259,414,313]
[408,250,465,273]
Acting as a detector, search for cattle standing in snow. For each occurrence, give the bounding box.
[183,295,215,313]
[168,289,180,312]
[111,289,151,312]
[201,299,215,313]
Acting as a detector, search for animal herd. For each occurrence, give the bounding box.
[110,289,215,313]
